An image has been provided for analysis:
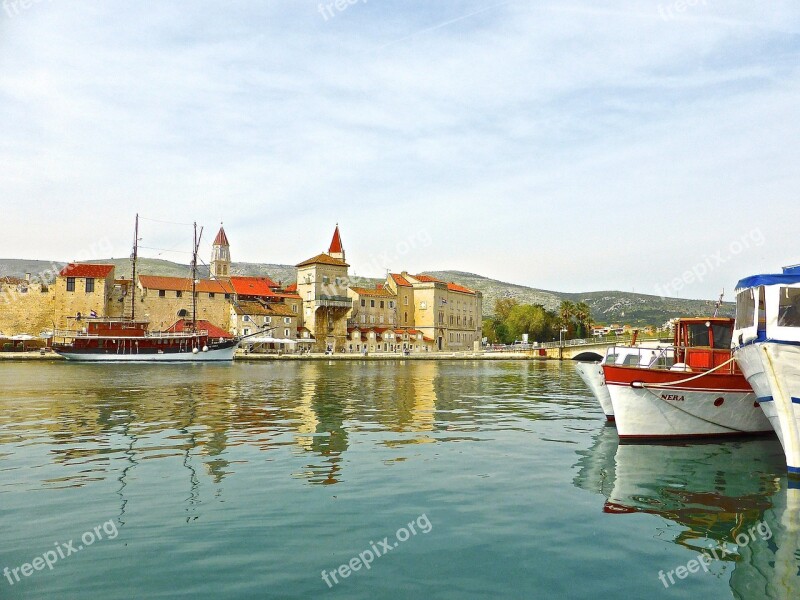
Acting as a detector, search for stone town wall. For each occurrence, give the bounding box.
[0,282,55,336]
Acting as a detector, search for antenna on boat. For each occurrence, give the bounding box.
[713,289,724,317]
[191,222,204,332]
[131,213,139,321]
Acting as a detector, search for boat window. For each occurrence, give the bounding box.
[710,323,732,349]
[758,286,766,331]
[735,289,755,330]
[778,287,800,327]
[621,354,639,366]
[685,323,710,347]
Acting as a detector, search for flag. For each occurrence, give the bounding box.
[90,310,97,318]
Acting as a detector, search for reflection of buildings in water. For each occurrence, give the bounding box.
[730,483,800,599]
[292,362,349,486]
[572,424,618,498]
[409,361,438,433]
[599,438,784,553]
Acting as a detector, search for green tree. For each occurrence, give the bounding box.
[559,300,575,337]
[494,297,519,321]
[573,301,592,338]
[506,304,557,343]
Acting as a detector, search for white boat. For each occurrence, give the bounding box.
[604,317,771,439]
[575,343,674,421]
[732,265,800,476]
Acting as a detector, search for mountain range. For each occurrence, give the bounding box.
[0,258,733,325]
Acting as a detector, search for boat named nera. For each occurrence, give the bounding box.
[603,317,771,439]
[732,264,800,476]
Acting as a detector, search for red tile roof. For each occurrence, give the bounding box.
[296,253,349,268]
[213,227,230,246]
[390,273,412,288]
[447,282,475,295]
[229,276,279,296]
[350,286,395,298]
[59,263,115,278]
[165,319,233,339]
[329,225,343,254]
[285,283,297,292]
[413,274,442,283]
[138,275,234,294]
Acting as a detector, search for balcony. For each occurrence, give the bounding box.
[315,295,352,309]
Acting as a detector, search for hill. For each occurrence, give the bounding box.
[0,258,732,325]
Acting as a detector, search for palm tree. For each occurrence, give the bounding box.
[573,302,592,338]
[559,300,574,331]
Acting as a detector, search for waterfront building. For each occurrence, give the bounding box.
[295,227,353,352]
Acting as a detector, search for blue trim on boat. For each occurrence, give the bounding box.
[793,397,800,404]
[789,465,800,475]
[757,396,774,403]
[734,339,800,350]
[790,478,800,489]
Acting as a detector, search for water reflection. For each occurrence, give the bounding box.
[0,361,565,495]
[573,429,800,598]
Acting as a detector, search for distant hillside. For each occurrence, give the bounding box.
[0,258,732,325]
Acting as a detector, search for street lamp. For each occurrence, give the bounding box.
[559,327,568,347]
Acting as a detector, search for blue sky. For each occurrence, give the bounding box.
[1,1,798,299]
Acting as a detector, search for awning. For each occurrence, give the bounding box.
[11,334,35,341]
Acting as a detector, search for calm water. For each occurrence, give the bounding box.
[0,360,797,599]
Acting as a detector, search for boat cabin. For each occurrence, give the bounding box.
[733,265,800,347]
[672,317,736,372]
[81,319,150,337]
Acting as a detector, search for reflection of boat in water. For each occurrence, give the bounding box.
[729,482,800,599]
[572,424,618,497]
[602,438,784,552]
[604,318,770,439]
[575,343,674,421]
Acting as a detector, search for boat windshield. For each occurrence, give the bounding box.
[685,323,710,347]
[710,323,732,349]
[778,287,800,327]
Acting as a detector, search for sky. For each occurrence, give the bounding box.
[1,1,799,300]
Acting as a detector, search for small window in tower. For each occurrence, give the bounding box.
[159,289,166,298]
[66,277,75,292]
[85,278,95,293]
[176,291,183,298]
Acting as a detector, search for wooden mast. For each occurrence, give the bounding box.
[191,222,203,332]
[131,213,138,321]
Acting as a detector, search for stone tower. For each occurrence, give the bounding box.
[329,224,345,262]
[211,226,231,278]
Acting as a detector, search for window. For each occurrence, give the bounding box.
[404,312,408,323]
[379,315,384,324]
[404,297,409,305]
[360,315,366,324]
[380,301,384,309]
[176,291,183,298]
[243,315,250,322]
[361,299,366,307]
[307,291,312,300]
[85,278,95,293]
[370,300,375,308]
[285,328,290,337]
[370,315,375,324]
[224,293,231,299]
[420,301,427,310]
[778,287,800,327]
[243,328,251,336]
[284,317,291,324]
[735,288,756,330]
[264,316,271,324]
[209,292,215,299]
[159,289,166,297]
[292,304,298,313]
[322,276,329,284]
[66,277,75,292]
[389,301,395,309]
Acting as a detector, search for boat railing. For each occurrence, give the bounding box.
[52,328,209,339]
[606,344,675,369]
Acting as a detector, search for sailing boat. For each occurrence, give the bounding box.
[52,215,240,362]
